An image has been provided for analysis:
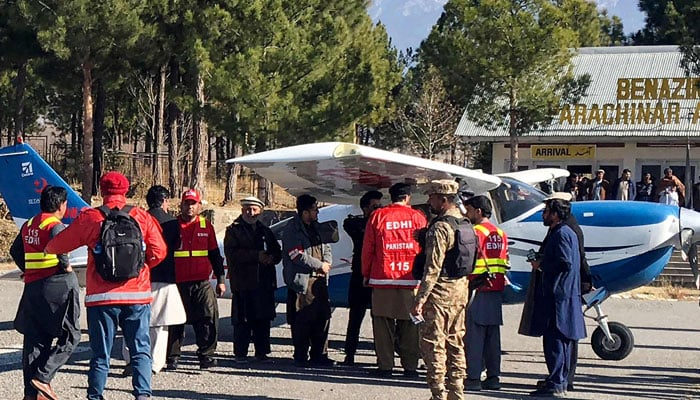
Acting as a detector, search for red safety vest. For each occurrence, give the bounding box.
[469,221,508,292]
[174,215,217,283]
[22,213,62,284]
[361,204,427,289]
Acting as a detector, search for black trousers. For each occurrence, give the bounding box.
[233,319,271,358]
[286,279,331,362]
[343,272,371,357]
[168,280,218,360]
[16,274,81,396]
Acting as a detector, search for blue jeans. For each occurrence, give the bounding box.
[87,304,152,399]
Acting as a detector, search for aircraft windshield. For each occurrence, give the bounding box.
[491,177,548,222]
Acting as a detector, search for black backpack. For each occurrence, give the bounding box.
[93,205,145,282]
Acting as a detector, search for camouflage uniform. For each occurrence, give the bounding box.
[416,181,470,400]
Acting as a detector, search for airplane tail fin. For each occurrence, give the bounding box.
[0,140,90,228]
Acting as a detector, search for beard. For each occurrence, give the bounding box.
[429,206,441,215]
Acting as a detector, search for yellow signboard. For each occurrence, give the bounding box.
[531,145,596,159]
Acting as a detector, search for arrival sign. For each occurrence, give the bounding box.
[531,145,596,160]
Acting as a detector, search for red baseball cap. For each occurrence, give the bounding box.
[181,188,202,203]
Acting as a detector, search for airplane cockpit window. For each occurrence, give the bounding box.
[491,177,548,222]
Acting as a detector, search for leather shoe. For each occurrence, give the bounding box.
[199,356,217,369]
[481,376,501,390]
[537,380,573,392]
[165,358,178,371]
[403,369,419,378]
[529,387,567,397]
[340,355,355,366]
[464,379,482,391]
[309,357,336,368]
[30,379,58,400]
[368,368,392,377]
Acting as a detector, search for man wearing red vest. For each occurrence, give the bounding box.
[46,172,167,400]
[362,182,427,377]
[166,189,225,370]
[463,195,509,391]
[10,186,80,400]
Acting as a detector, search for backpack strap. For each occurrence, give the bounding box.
[98,204,134,216]
[121,205,134,215]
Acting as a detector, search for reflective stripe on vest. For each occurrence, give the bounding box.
[368,278,420,286]
[472,224,507,272]
[473,224,504,238]
[85,290,152,304]
[174,216,209,258]
[24,216,62,270]
[174,250,208,257]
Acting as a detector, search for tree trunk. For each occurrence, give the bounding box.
[93,79,106,196]
[509,89,519,172]
[70,112,77,153]
[153,64,166,185]
[190,73,207,195]
[254,135,271,205]
[215,136,225,179]
[167,106,180,197]
[223,163,240,206]
[223,142,241,205]
[13,61,27,138]
[81,62,95,203]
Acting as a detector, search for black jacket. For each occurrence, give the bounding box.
[224,216,282,292]
[148,207,179,283]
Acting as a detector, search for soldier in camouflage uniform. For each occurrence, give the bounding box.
[413,180,474,400]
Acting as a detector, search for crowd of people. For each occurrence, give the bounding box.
[11,171,591,400]
[561,168,688,206]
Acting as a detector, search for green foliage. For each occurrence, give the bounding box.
[207,0,401,149]
[632,1,700,78]
[419,0,591,170]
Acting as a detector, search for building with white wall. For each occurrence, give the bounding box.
[455,46,700,185]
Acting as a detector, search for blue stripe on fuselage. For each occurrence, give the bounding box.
[520,201,679,227]
[505,246,673,302]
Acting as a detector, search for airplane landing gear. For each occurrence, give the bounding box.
[583,287,635,361]
[591,320,634,360]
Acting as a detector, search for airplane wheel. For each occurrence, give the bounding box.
[591,321,634,360]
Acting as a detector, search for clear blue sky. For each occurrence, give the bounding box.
[370,0,646,53]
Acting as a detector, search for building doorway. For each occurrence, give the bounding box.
[599,165,619,184]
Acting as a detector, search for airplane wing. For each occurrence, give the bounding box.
[497,168,570,185]
[227,142,502,204]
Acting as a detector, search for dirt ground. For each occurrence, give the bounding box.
[0,218,18,266]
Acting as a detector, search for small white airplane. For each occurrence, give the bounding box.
[1,139,698,361]
[229,142,700,362]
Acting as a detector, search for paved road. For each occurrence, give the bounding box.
[0,273,698,399]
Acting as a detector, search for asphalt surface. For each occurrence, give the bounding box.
[0,272,698,400]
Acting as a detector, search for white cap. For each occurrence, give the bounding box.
[544,192,573,202]
[240,196,264,208]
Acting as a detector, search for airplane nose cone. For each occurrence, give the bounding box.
[680,207,700,244]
